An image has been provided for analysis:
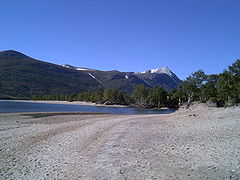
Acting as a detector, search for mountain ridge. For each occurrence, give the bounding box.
[61,64,182,90]
[0,50,182,99]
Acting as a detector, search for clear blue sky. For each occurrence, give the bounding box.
[1,0,240,79]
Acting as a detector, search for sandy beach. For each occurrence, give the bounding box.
[0,104,240,179]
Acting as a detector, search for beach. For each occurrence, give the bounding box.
[0,104,239,179]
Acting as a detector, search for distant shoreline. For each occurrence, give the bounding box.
[0,99,128,108]
[0,99,175,111]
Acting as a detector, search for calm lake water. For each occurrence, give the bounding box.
[0,100,175,115]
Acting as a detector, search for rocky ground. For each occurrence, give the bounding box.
[0,104,240,179]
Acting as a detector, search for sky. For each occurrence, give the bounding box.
[1,0,240,79]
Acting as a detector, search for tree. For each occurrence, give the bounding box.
[217,70,234,102]
[215,59,240,105]
[91,90,104,103]
[103,89,115,103]
[116,90,127,105]
[229,59,240,76]
[148,86,167,107]
[178,70,207,108]
[170,89,185,107]
[131,85,149,106]
[200,74,219,102]
[103,89,127,105]
[228,59,240,102]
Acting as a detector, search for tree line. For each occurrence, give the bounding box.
[172,59,240,107]
[32,59,240,108]
[31,86,173,108]
[32,89,131,106]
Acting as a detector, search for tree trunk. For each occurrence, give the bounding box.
[187,92,194,109]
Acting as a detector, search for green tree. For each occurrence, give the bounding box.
[131,85,149,106]
[229,59,240,76]
[148,86,167,107]
[228,59,240,103]
[103,89,127,105]
[170,89,185,107]
[90,90,104,103]
[178,70,207,107]
[200,74,219,102]
[217,70,235,104]
[103,89,114,103]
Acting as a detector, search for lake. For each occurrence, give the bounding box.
[0,100,175,115]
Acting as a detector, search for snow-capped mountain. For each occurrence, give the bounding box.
[63,64,182,91]
[136,66,173,76]
[134,67,182,90]
[0,50,182,98]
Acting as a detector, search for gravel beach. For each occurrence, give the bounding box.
[0,104,239,179]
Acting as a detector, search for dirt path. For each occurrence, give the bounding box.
[0,106,240,179]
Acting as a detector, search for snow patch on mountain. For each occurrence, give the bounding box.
[88,73,104,86]
[136,66,173,76]
[150,67,172,76]
[62,64,74,68]
[62,64,95,71]
[76,68,89,71]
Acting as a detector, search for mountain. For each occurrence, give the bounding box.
[134,67,182,90]
[61,65,182,91]
[0,50,103,99]
[62,64,152,93]
[0,50,181,99]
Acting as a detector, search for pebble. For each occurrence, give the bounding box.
[119,169,124,174]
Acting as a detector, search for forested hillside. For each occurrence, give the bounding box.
[32,59,240,108]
